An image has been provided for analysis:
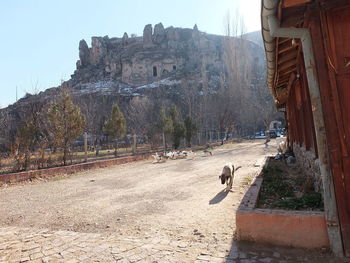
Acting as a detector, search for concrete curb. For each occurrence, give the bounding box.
[236,156,330,249]
[0,154,150,184]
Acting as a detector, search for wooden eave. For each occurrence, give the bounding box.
[272,2,306,105]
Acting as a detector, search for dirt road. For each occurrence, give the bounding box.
[0,141,274,241]
[1,139,340,262]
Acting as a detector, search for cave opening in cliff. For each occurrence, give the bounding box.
[153,66,157,77]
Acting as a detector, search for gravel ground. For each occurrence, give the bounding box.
[0,140,275,243]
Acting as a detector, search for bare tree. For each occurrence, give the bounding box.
[127,97,154,135]
[221,9,276,136]
[78,94,112,155]
[10,96,50,171]
[0,110,9,167]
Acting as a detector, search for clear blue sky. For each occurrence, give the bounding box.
[0,0,261,108]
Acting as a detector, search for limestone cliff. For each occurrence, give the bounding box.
[71,23,226,86]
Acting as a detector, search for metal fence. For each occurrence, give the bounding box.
[0,130,233,175]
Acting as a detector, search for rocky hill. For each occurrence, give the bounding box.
[243,31,264,49]
[0,24,273,148]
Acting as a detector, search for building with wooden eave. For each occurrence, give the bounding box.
[261,0,350,257]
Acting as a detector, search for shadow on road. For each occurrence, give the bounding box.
[209,189,229,205]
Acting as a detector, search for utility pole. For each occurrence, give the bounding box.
[132,134,137,155]
[84,132,88,162]
[162,133,166,153]
[16,86,18,102]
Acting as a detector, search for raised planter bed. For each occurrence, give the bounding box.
[236,157,329,249]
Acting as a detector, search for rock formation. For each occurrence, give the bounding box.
[143,24,153,48]
[72,23,243,86]
[78,40,90,68]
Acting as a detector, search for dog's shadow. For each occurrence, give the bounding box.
[209,189,232,205]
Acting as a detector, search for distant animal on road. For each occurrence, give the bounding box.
[219,163,242,190]
[165,151,190,160]
[175,151,188,159]
[152,153,167,163]
[203,149,212,156]
[278,140,287,153]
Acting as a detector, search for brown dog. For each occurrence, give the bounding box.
[219,163,242,190]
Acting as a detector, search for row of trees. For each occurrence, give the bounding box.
[12,89,199,171]
[157,106,197,149]
[13,90,126,170]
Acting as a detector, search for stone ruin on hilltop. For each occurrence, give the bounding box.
[73,23,231,86]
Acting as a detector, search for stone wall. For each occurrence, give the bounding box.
[293,143,323,194]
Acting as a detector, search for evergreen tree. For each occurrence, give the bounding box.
[104,104,126,156]
[184,116,197,147]
[47,90,85,165]
[14,118,37,170]
[157,107,173,150]
[169,106,185,149]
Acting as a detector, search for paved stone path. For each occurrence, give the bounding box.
[1,227,347,263]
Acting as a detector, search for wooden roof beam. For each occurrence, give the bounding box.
[278,50,298,65]
[278,68,297,81]
[279,59,297,72]
[277,77,290,86]
[279,67,297,77]
[276,74,291,83]
[282,0,313,8]
[278,43,298,54]
[278,37,292,45]
[276,85,288,90]
[276,83,289,90]
[278,74,291,82]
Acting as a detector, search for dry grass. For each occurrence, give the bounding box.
[257,159,323,211]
